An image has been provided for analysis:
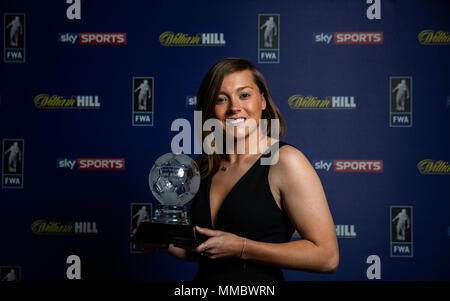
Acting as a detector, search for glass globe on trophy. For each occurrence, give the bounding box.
[131,153,205,247]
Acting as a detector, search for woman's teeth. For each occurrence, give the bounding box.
[228,118,245,125]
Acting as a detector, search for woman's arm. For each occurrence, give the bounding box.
[164,245,199,262]
[194,145,339,273]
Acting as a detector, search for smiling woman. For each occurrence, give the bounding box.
[134,58,339,281]
[215,71,266,146]
[195,58,286,177]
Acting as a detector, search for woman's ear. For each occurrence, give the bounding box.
[261,93,267,110]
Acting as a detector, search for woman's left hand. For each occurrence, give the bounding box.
[194,226,245,260]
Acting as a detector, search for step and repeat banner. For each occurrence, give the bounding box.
[0,0,449,281]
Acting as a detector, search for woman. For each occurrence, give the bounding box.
[134,58,339,281]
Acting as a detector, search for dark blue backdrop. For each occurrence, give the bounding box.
[0,0,449,281]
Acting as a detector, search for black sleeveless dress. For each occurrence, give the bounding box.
[189,141,295,281]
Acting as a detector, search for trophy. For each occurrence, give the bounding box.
[130,153,205,247]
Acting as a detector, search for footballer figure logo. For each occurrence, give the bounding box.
[390,206,413,257]
[5,15,24,48]
[258,14,280,63]
[130,203,152,252]
[260,16,278,48]
[392,208,411,241]
[134,79,152,111]
[4,13,25,62]
[390,77,412,127]
[0,267,20,281]
[2,139,24,188]
[132,77,154,126]
[3,141,22,174]
[392,79,410,112]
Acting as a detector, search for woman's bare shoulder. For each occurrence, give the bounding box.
[268,143,315,185]
[275,144,311,168]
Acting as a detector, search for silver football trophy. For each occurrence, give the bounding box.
[131,153,205,247]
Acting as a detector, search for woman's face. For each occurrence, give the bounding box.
[214,70,267,140]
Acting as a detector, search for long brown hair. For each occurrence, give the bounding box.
[195,57,286,178]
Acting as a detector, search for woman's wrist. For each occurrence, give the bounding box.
[158,243,170,252]
[239,237,247,260]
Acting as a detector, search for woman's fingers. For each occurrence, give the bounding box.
[195,238,213,255]
[195,226,221,237]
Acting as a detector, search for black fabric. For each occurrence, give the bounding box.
[189,141,295,281]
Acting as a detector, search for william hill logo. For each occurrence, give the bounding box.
[34,94,100,109]
[159,32,225,46]
[418,30,450,45]
[292,224,356,239]
[417,159,450,175]
[288,94,356,109]
[336,224,357,238]
[31,220,98,235]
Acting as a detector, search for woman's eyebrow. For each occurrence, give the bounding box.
[236,86,254,91]
[218,86,254,95]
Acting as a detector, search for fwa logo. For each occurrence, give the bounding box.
[258,14,279,63]
[390,77,412,127]
[130,203,152,253]
[4,13,25,63]
[132,77,154,126]
[2,139,24,189]
[390,206,413,257]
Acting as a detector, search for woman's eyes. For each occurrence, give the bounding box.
[216,93,251,103]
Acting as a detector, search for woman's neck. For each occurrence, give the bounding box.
[224,135,274,164]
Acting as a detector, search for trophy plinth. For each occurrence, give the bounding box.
[130,153,205,247]
[153,205,189,224]
[130,222,205,247]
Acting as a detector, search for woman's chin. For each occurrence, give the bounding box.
[225,129,249,140]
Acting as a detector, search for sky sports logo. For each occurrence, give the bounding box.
[314,160,383,172]
[58,33,127,45]
[57,158,125,170]
[313,32,383,44]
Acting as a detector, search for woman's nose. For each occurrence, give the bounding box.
[228,96,242,112]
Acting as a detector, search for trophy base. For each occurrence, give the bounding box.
[130,222,207,247]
